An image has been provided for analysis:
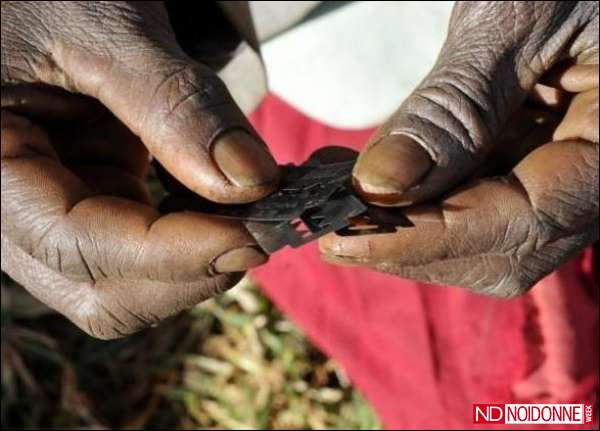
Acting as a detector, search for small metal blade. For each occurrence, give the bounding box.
[206,158,411,253]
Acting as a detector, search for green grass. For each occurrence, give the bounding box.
[1,274,381,429]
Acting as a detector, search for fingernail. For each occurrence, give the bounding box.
[213,246,267,274]
[319,233,371,258]
[353,134,433,195]
[212,130,279,187]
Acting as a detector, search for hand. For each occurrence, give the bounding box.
[1,1,279,339]
[320,1,598,297]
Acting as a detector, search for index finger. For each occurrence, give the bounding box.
[320,137,598,297]
[1,112,267,312]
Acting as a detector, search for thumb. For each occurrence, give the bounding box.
[353,1,597,206]
[51,6,278,204]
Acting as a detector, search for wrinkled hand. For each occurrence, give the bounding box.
[1,1,279,338]
[321,1,598,297]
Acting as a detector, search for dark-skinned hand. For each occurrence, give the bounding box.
[321,1,598,298]
[1,1,279,339]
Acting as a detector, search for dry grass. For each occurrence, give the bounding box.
[1,273,380,429]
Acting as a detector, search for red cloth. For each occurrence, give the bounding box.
[249,94,599,429]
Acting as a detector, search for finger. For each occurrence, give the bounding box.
[1,234,248,339]
[50,5,278,204]
[322,177,539,296]
[1,112,267,337]
[155,146,361,209]
[485,87,599,176]
[554,88,599,143]
[1,84,104,122]
[352,1,595,206]
[1,112,266,282]
[321,138,598,297]
[528,84,570,111]
[542,64,599,93]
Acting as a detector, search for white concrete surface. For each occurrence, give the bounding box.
[260,1,454,129]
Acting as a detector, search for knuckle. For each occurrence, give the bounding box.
[415,74,494,154]
[72,296,137,340]
[484,276,533,299]
[532,171,598,238]
[473,269,534,299]
[455,254,534,298]
[156,64,232,118]
[71,273,240,340]
[391,70,497,172]
[32,227,106,285]
[140,62,236,144]
[69,297,113,340]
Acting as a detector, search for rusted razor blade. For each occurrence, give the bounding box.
[207,158,413,254]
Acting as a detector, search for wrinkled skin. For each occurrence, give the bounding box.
[321,1,599,298]
[1,1,598,340]
[1,1,280,339]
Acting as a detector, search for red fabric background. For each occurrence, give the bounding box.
[249,94,599,429]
